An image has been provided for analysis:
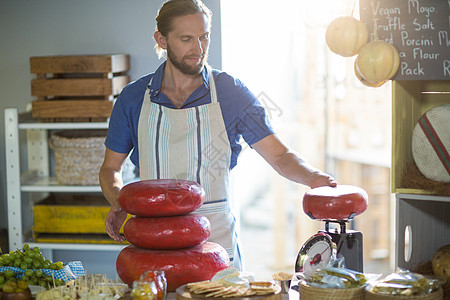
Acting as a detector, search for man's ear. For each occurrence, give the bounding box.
[154,31,168,50]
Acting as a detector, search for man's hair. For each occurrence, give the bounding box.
[154,0,212,59]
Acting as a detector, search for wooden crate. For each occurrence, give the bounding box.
[33,193,131,244]
[30,54,129,74]
[396,194,450,272]
[29,54,130,122]
[391,80,450,194]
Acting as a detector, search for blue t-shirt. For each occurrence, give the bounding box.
[105,62,274,170]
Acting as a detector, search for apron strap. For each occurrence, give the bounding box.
[207,66,218,104]
[137,79,153,179]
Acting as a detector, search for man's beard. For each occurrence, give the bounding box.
[166,45,208,75]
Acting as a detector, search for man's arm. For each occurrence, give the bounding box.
[99,148,129,242]
[252,134,337,188]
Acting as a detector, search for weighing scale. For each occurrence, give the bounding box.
[295,185,368,273]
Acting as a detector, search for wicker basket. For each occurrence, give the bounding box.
[50,130,107,185]
[299,280,365,300]
[364,286,443,300]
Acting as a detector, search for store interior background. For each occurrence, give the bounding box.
[0,0,392,279]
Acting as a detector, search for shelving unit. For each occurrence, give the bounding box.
[395,193,450,271]
[5,108,127,259]
[391,80,450,271]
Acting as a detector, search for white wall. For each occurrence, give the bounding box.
[0,0,221,275]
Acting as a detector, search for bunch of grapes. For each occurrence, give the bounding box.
[0,269,65,290]
[0,244,65,290]
[0,244,63,270]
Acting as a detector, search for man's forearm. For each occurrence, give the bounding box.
[272,151,319,186]
[99,166,124,209]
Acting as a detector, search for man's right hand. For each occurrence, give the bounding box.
[105,207,128,243]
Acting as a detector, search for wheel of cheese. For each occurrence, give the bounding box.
[123,214,211,249]
[412,104,450,183]
[303,185,368,221]
[118,179,205,217]
[116,242,230,291]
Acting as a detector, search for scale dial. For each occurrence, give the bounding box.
[295,232,335,274]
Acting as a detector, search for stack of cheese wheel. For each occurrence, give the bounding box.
[115,179,231,291]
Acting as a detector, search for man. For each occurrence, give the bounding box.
[99,0,337,270]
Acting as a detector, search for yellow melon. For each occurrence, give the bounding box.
[326,16,368,57]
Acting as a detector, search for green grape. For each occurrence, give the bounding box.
[44,275,52,283]
[32,247,40,253]
[2,255,11,266]
[23,244,30,251]
[9,252,17,261]
[55,261,64,270]
[24,250,34,258]
[35,270,43,278]
[24,269,33,277]
[49,263,56,270]
[13,259,21,268]
[38,280,47,288]
[42,260,51,269]
[0,276,4,284]
[23,257,32,265]
[4,270,15,279]
[17,280,28,290]
[32,260,41,269]
[2,281,16,293]
[20,262,28,270]
[55,279,65,286]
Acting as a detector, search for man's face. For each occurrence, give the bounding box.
[165,12,210,75]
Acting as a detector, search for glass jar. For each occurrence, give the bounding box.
[132,270,167,300]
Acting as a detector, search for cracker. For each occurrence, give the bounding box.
[205,286,234,297]
[272,271,293,281]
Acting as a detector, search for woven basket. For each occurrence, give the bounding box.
[299,281,365,300]
[50,130,107,185]
[364,286,443,300]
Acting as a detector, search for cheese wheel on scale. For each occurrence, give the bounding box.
[303,185,368,221]
[412,104,450,183]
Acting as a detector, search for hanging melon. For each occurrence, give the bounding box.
[325,16,369,57]
[354,59,387,87]
[355,40,400,83]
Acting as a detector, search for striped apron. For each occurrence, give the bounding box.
[137,69,242,270]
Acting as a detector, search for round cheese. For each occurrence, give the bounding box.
[118,179,205,217]
[123,214,211,249]
[116,242,230,291]
[412,105,450,183]
[303,185,368,220]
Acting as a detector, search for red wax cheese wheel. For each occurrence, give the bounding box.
[116,242,230,291]
[123,214,211,249]
[303,185,368,220]
[118,179,205,217]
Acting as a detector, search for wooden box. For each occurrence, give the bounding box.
[33,193,131,244]
[391,80,450,194]
[396,193,450,272]
[29,54,130,122]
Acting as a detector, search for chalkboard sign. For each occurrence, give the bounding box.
[359,0,450,80]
